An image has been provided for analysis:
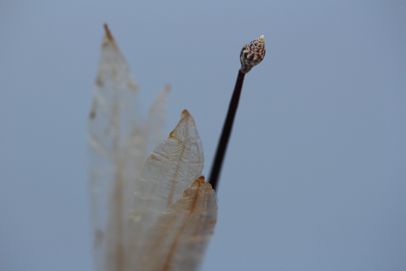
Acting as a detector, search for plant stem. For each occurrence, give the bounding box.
[208,69,245,192]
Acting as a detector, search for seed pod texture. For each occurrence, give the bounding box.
[240,35,266,73]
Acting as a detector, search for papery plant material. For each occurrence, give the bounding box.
[89,25,217,271]
[88,25,170,271]
[145,85,171,154]
[126,110,207,269]
[135,176,217,271]
[240,35,266,74]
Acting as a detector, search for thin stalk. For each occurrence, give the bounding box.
[208,70,245,191]
[208,35,265,192]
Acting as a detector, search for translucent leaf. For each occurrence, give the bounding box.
[135,176,218,271]
[88,26,142,271]
[146,84,171,154]
[89,26,216,271]
[126,110,205,269]
[88,26,169,271]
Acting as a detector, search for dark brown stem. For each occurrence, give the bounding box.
[208,69,245,192]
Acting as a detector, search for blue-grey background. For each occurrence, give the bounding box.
[1,1,405,270]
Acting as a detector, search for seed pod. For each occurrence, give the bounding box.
[240,35,266,73]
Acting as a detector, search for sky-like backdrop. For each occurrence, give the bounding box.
[1,1,405,270]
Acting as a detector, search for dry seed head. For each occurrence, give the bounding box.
[240,35,266,73]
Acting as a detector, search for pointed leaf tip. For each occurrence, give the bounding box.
[103,23,114,42]
[164,84,171,93]
[181,109,190,117]
[170,110,200,146]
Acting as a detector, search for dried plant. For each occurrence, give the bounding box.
[89,25,217,271]
[88,24,265,271]
[208,35,265,191]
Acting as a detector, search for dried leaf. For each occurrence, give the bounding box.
[88,26,142,271]
[89,25,216,271]
[135,176,218,271]
[126,110,205,269]
[88,26,168,271]
[146,84,171,154]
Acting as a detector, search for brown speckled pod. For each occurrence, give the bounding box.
[240,35,266,73]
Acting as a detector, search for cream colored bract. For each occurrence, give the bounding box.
[88,25,217,271]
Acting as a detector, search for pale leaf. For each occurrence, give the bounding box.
[135,176,218,271]
[146,84,171,154]
[88,26,145,271]
[88,26,216,271]
[127,110,205,269]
